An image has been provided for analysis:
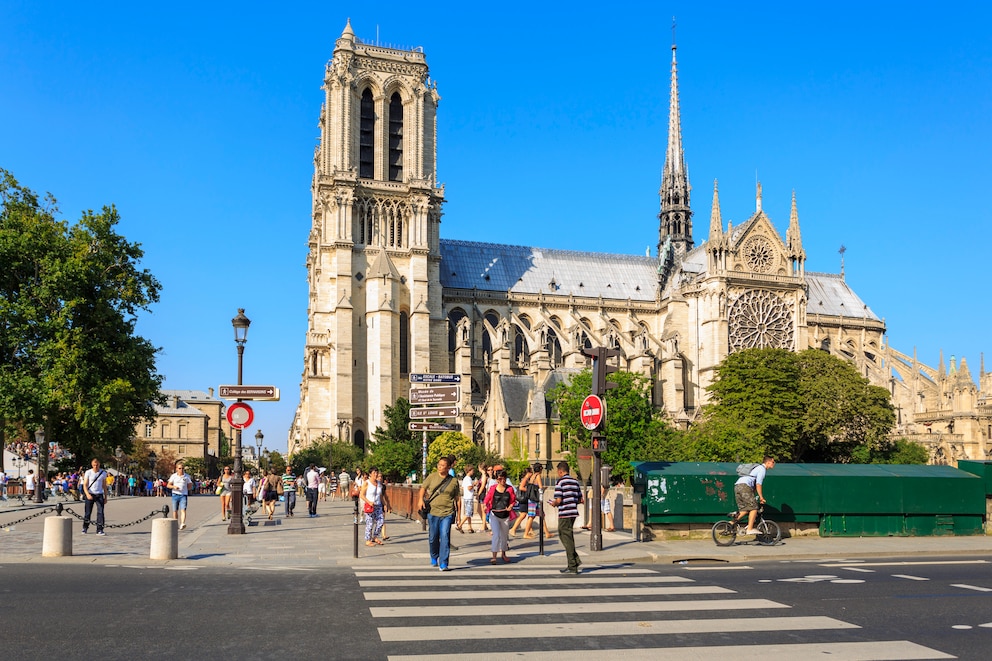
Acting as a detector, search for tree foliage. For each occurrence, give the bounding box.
[0,169,163,467]
[370,397,425,481]
[427,431,475,472]
[552,368,678,480]
[699,348,896,462]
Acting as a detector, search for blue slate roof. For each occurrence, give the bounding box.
[440,239,658,301]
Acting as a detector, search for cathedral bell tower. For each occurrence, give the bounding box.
[292,20,446,453]
[658,41,693,265]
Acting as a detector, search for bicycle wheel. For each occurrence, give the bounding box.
[711,520,737,546]
[755,519,781,546]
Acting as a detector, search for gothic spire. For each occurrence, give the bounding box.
[658,38,693,262]
[786,190,805,275]
[709,179,723,242]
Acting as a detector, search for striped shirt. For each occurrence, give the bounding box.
[554,474,582,519]
[282,473,296,492]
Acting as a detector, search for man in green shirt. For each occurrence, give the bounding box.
[417,456,461,571]
[282,466,297,517]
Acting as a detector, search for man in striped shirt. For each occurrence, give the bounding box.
[551,461,583,574]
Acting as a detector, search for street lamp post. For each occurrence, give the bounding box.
[148,451,157,480]
[255,430,264,470]
[228,308,251,534]
[34,427,46,503]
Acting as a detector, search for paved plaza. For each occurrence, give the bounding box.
[2,494,991,567]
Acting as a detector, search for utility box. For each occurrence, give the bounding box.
[634,461,986,537]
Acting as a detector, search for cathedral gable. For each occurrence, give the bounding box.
[730,212,789,277]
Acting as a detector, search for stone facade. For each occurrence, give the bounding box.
[135,389,232,461]
[291,22,990,466]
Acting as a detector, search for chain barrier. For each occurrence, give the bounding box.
[56,503,171,528]
[0,505,60,528]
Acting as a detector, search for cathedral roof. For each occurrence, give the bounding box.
[806,272,881,321]
[499,375,535,423]
[440,239,657,301]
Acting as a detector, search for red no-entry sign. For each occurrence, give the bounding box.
[580,394,605,431]
[226,402,254,430]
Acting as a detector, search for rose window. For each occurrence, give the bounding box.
[729,289,794,351]
[743,235,775,273]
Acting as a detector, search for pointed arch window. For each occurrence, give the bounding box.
[388,92,403,182]
[360,89,375,179]
[399,311,410,375]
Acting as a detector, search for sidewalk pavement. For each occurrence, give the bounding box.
[2,496,990,568]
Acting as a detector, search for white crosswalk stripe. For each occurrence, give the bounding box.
[358,565,954,660]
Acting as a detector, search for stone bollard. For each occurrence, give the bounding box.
[42,516,73,557]
[150,518,179,560]
[613,491,624,531]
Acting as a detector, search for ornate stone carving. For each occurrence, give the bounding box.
[742,235,775,273]
[729,289,794,351]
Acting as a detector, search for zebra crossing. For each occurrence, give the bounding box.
[356,564,954,660]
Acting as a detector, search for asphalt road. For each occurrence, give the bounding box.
[3,554,989,659]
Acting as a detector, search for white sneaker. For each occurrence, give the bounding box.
[745,529,761,535]
[179,524,186,530]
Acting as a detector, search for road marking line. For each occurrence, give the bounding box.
[360,576,691,588]
[364,586,733,600]
[376,616,857,641]
[681,565,754,571]
[892,574,929,581]
[952,583,992,592]
[370,598,789,618]
[386,640,953,660]
[842,567,875,573]
[355,568,659,576]
[822,560,988,567]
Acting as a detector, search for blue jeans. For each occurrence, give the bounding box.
[172,493,188,511]
[284,490,296,515]
[427,512,454,567]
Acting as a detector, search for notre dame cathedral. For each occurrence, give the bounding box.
[290,20,991,466]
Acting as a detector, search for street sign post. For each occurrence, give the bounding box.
[226,402,254,430]
[218,385,281,401]
[580,394,605,431]
[408,422,463,432]
[409,385,460,405]
[408,406,460,419]
[410,373,462,384]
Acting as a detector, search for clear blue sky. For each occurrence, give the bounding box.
[3,2,990,454]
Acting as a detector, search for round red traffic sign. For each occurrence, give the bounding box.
[580,394,605,431]
[226,402,254,430]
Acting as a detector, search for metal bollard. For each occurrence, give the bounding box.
[42,516,72,557]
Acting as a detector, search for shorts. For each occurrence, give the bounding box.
[527,501,537,518]
[601,498,611,514]
[734,483,758,512]
[172,494,188,511]
[462,499,474,517]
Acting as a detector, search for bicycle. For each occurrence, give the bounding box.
[711,505,781,546]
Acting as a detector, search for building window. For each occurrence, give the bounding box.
[178,425,185,439]
[359,88,375,179]
[388,92,403,181]
[144,424,153,438]
[399,311,410,375]
[161,424,170,439]
[178,445,185,455]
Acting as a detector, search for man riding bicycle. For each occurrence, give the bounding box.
[734,456,775,535]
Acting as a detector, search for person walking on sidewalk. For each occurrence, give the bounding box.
[282,465,297,517]
[261,469,280,520]
[361,467,389,546]
[218,466,233,520]
[81,458,108,536]
[167,461,194,530]
[734,456,776,535]
[416,456,461,571]
[305,464,321,517]
[483,469,516,564]
[550,461,583,574]
[456,464,477,533]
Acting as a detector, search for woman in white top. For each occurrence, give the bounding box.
[360,467,389,546]
[219,467,233,520]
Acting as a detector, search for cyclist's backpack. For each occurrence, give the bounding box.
[735,462,759,477]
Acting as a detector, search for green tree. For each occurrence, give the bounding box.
[0,169,163,479]
[290,438,331,474]
[263,449,286,473]
[701,348,896,462]
[427,431,475,472]
[850,437,928,464]
[182,457,207,479]
[370,397,425,481]
[552,368,674,481]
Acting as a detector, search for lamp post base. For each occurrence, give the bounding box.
[227,476,246,534]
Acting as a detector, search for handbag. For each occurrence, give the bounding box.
[215,483,223,496]
[349,483,360,498]
[364,502,374,514]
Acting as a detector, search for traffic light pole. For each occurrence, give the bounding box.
[591,432,603,551]
[582,346,619,553]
